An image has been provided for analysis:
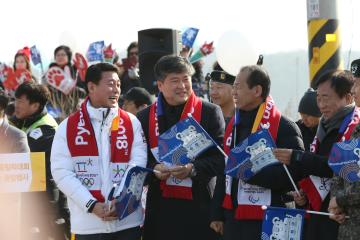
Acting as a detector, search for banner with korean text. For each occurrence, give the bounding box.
[0,152,46,192]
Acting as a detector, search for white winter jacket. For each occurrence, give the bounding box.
[51,102,147,234]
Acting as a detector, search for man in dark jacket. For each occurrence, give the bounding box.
[12,82,59,197]
[11,82,65,240]
[208,69,235,237]
[274,70,356,240]
[137,55,225,240]
[221,65,304,240]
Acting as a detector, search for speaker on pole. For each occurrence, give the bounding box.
[138,28,181,94]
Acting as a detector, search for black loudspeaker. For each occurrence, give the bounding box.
[138,28,181,94]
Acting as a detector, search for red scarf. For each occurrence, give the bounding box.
[67,98,134,202]
[299,107,360,211]
[222,96,281,220]
[148,92,202,200]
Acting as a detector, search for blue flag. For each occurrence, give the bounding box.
[262,206,305,240]
[182,28,199,48]
[328,138,360,182]
[30,45,42,65]
[225,129,279,181]
[114,165,152,221]
[158,116,215,166]
[86,41,105,62]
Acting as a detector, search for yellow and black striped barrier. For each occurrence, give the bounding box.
[308,18,342,88]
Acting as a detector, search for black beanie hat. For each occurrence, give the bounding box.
[351,58,360,77]
[298,88,321,117]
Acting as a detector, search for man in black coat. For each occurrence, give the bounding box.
[274,70,356,240]
[221,65,304,240]
[137,55,225,240]
[208,69,236,237]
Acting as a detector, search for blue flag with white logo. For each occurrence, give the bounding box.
[114,165,152,221]
[261,206,305,240]
[86,41,105,62]
[158,116,215,166]
[30,45,42,65]
[328,138,360,182]
[225,129,279,181]
[182,28,199,48]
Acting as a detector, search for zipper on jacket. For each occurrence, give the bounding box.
[99,110,109,191]
[101,108,112,231]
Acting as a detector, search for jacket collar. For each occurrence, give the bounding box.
[86,101,118,125]
[237,105,260,127]
[12,107,47,130]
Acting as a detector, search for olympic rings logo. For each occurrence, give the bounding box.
[79,177,95,187]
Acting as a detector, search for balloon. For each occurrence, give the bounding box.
[216,30,258,76]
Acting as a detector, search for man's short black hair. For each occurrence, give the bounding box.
[315,69,354,98]
[154,55,195,82]
[15,82,50,110]
[240,65,271,101]
[124,87,153,108]
[85,63,119,93]
[0,89,9,113]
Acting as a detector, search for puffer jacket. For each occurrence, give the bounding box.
[51,101,147,234]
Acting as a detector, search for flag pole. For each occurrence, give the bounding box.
[39,62,45,76]
[282,164,300,194]
[129,163,161,174]
[261,205,349,218]
[306,210,349,218]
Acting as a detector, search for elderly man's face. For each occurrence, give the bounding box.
[317,80,351,120]
[232,70,260,111]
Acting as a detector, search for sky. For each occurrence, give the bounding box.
[1,0,359,65]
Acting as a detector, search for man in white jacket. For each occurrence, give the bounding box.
[51,63,147,240]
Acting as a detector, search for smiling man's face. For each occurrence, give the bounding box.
[88,71,121,108]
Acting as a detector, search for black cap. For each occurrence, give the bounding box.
[124,87,153,106]
[351,59,360,77]
[298,88,321,117]
[210,70,235,85]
